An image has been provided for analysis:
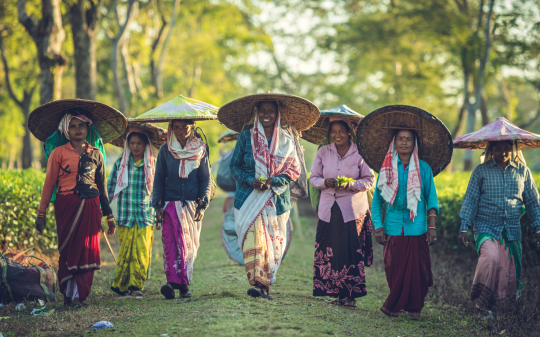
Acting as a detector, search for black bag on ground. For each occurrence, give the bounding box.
[216,150,237,192]
[0,249,57,303]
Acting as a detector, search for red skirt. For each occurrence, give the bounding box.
[381,233,433,317]
[55,194,102,302]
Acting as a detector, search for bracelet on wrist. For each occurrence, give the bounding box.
[427,214,437,218]
[460,230,468,233]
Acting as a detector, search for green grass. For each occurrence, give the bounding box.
[1,197,490,336]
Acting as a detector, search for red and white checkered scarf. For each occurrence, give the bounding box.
[251,111,301,195]
[377,138,421,221]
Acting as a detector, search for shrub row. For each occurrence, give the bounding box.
[1,169,539,254]
[0,169,57,251]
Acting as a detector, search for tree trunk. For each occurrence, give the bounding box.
[153,0,182,98]
[111,39,129,114]
[109,0,138,115]
[18,0,67,105]
[69,0,101,100]
[121,36,138,102]
[463,103,476,171]
[480,90,489,125]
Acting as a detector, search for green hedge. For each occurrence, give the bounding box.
[434,172,540,251]
[0,169,57,251]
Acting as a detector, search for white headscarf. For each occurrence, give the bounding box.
[112,130,155,201]
[58,114,93,139]
[167,121,206,178]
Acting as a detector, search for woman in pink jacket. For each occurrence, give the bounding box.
[310,120,375,307]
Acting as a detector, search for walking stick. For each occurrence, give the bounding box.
[101,227,117,265]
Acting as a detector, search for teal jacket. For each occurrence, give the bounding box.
[371,159,439,236]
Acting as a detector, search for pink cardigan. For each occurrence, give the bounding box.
[310,143,375,223]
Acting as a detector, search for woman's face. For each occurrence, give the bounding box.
[128,134,146,157]
[330,122,350,147]
[395,130,415,156]
[68,118,89,141]
[492,141,512,164]
[258,102,278,129]
[172,120,193,142]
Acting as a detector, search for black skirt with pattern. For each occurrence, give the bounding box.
[313,202,373,299]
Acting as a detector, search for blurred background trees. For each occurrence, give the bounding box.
[0,0,539,170]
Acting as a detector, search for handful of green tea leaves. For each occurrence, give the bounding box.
[336,176,355,185]
[258,176,267,182]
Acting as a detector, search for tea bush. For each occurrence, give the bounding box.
[434,171,540,265]
[0,169,57,251]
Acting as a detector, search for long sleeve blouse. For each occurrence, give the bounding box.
[151,143,211,211]
[229,129,292,215]
[38,142,112,217]
[107,156,155,228]
[371,159,439,236]
[310,143,374,223]
[459,159,540,241]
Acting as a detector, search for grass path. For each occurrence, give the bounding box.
[1,197,488,336]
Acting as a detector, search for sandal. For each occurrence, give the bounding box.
[329,299,344,306]
[161,284,175,300]
[64,297,73,307]
[180,291,192,298]
[343,298,357,307]
[247,287,262,298]
[72,298,87,308]
[261,289,273,301]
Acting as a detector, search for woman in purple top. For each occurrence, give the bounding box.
[310,121,375,307]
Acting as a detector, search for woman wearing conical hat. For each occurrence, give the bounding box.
[306,105,375,308]
[455,117,540,317]
[358,105,452,317]
[107,122,167,297]
[136,95,218,300]
[29,100,127,308]
[218,93,317,299]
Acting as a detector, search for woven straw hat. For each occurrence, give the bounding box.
[28,99,127,144]
[217,92,320,132]
[133,95,218,122]
[302,105,364,144]
[109,120,167,148]
[356,105,453,177]
[453,117,540,150]
[217,129,239,143]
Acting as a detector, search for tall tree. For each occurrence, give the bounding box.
[458,0,497,170]
[17,0,67,105]
[69,0,104,100]
[0,34,37,169]
[150,0,182,98]
[107,0,139,115]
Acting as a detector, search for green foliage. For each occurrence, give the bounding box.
[434,171,540,249]
[0,169,57,251]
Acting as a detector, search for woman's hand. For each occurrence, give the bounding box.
[106,220,116,235]
[261,178,273,192]
[375,229,386,245]
[252,178,265,190]
[459,231,469,247]
[337,181,351,190]
[156,209,164,224]
[35,217,46,233]
[194,209,205,221]
[324,178,337,188]
[427,228,437,246]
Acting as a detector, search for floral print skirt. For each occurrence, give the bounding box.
[313,202,373,299]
